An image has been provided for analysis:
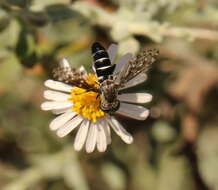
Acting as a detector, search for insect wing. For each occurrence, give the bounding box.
[116,49,159,89]
[53,59,99,92]
[52,58,74,83]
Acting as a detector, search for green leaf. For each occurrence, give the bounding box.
[45,4,82,22]
[1,0,31,9]
[15,27,38,68]
[21,10,49,27]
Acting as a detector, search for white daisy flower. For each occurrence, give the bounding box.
[41,44,153,153]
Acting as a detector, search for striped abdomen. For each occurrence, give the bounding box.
[92,42,115,83]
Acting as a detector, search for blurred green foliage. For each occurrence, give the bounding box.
[0,0,218,190]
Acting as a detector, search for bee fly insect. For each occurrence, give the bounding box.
[53,42,158,115]
[92,42,119,114]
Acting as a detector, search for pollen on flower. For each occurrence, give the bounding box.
[86,74,99,88]
[68,74,106,122]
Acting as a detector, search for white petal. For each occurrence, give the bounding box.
[101,119,111,145]
[56,115,83,137]
[119,73,147,90]
[44,80,74,92]
[114,53,133,74]
[107,116,133,144]
[41,101,73,111]
[74,120,90,151]
[52,108,71,115]
[85,123,98,153]
[117,103,149,120]
[97,124,107,152]
[59,58,70,68]
[107,44,118,62]
[49,110,76,131]
[44,90,71,101]
[79,66,86,72]
[118,93,152,104]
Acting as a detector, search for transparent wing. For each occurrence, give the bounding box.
[52,59,99,92]
[115,49,159,89]
[114,53,133,74]
[107,43,118,62]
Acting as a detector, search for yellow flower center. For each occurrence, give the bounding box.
[68,74,106,122]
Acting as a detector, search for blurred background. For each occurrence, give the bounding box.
[0,0,218,189]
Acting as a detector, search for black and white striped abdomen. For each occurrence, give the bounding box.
[92,42,115,83]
